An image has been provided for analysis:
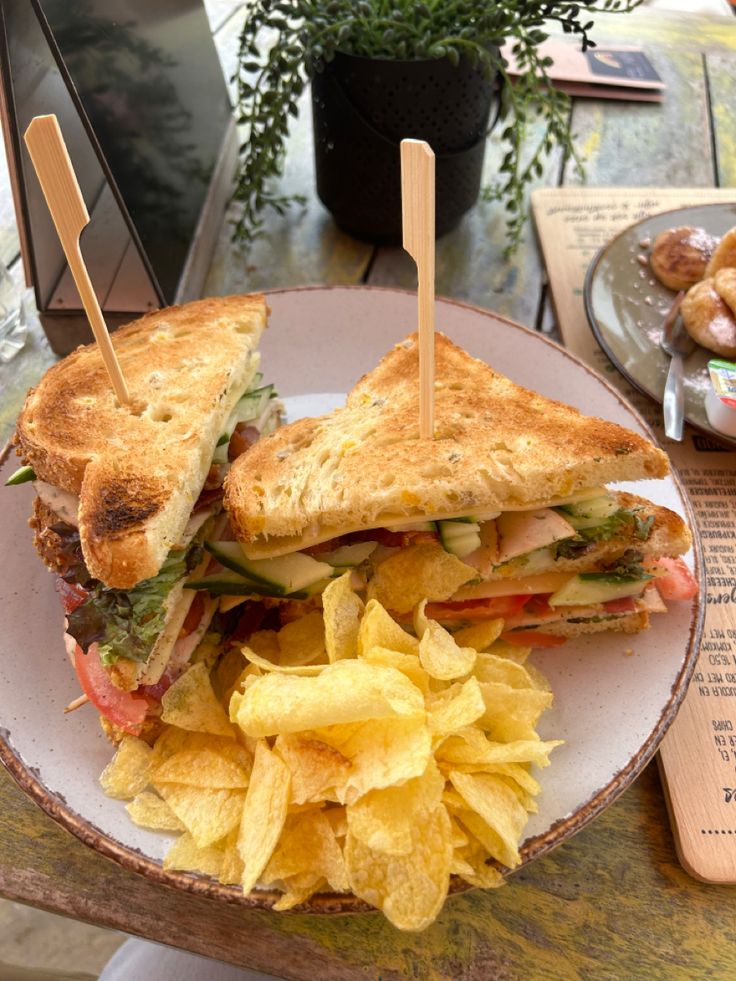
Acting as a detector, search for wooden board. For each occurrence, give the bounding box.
[533,185,736,883]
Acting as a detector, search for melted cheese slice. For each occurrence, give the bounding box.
[242,487,609,559]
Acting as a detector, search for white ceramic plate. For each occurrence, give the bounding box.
[0,286,703,907]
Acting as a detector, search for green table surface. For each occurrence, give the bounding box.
[2,5,736,978]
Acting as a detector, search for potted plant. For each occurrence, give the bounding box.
[232,0,641,249]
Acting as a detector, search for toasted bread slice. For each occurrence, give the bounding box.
[527,611,650,638]
[226,332,669,558]
[16,295,266,588]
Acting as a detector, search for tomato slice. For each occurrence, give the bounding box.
[651,557,699,601]
[55,578,88,614]
[71,641,148,734]
[501,630,567,648]
[425,595,530,621]
[181,592,205,636]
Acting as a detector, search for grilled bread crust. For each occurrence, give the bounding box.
[226,332,670,555]
[15,295,267,589]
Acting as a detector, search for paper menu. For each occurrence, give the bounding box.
[501,40,665,102]
[532,186,736,883]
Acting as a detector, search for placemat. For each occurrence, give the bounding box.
[533,186,736,884]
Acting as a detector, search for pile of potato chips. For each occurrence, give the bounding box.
[100,574,561,931]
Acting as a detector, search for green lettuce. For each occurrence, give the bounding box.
[67,547,201,666]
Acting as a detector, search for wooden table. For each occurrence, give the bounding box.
[2,4,736,978]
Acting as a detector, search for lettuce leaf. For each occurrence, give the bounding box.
[554,508,654,559]
[67,548,201,666]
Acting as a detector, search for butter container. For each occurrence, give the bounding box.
[705,359,736,437]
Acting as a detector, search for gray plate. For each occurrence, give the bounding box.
[584,202,736,449]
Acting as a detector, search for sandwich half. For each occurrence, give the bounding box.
[195,332,696,644]
[10,294,282,739]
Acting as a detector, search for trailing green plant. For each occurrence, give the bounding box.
[233,0,642,250]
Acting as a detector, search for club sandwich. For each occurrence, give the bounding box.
[196,333,697,644]
[9,294,282,738]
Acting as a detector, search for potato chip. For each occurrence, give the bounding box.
[238,741,291,894]
[264,809,348,892]
[318,716,432,803]
[477,682,553,742]
[427,677,485,737]
[163,832,224,878]
[151,728,235,770]
[486,639,532,664]
[272,872,325,911]
[161,662,234,738]
[455,804,522,870]
[347,761,444,856]
[472,652,537,689]
[448,761,541,798]
[277,610,327,666]
[322,573,364,663]
[232,660,425,737]
[126,791,185,831]
[453,619,504,651]
[450,771,531,868]
[99,735,153,799]
[419,620,476,681]
[212,645,251,703]
[346,802,452,932]
[275,733,350,805]
[452,836,506,889]
[158,783,245,848]
[243,646,326,676]
[367,543,476,615]
[217,827,245,885]
[523,661,553,693]
[361,645,429,694]
[325,805,348,839]
[152,742,252,789]
[357,599,419,656]
[438,729,562,769]
[449,814,469,849]
[412,598,430,639]
[248,630,280,662]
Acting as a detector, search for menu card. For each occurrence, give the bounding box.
[501,40,665,102]
[533,186,736,884]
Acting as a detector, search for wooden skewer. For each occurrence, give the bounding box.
[400,138,435,439]
[64,693,90,714]
[24,115,131,405]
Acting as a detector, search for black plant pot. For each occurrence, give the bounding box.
[311,51,497,243]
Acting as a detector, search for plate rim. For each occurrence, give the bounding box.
[582,202,736,450]
[0,284,705,911]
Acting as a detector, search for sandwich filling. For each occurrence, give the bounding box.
[16,374,282,738]
[188,488,697,647]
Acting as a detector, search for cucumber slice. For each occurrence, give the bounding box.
[548,575,648,607]
[4,465,36,486]
[438,520,481,558]
[320,541,378,568]
[187,570,332,600]
[187,572,273,596]
[557,495,618,530]
[204,541,332,596]
[235,384,275,423]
